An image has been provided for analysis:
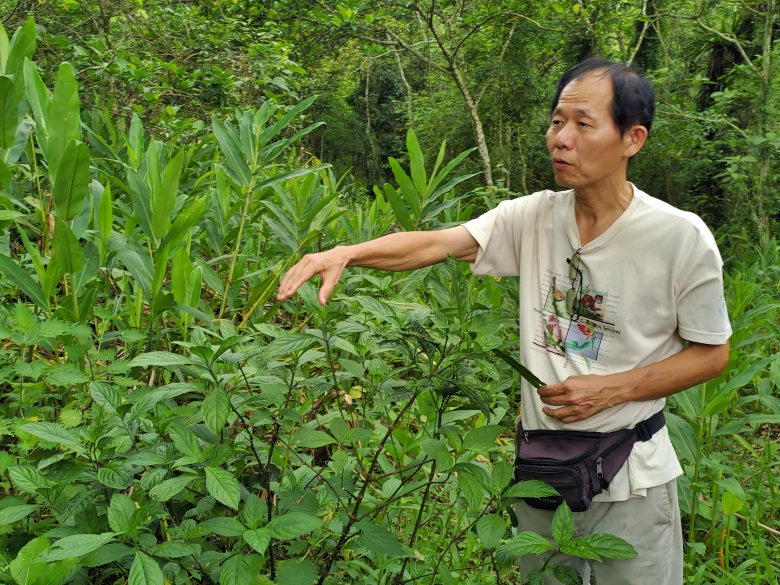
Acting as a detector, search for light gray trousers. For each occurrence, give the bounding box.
[515,479,683,585]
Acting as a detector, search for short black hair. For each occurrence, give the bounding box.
[550,57,655,135]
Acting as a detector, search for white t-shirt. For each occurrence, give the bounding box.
[463,185,732,500]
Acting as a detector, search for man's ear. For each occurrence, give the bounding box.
[623,124,649,157]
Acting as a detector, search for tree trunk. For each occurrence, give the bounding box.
[449,62,494,186]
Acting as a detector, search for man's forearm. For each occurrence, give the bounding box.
[538,341,730,423]
[278,226,478,305]
[344,227,478,271]
[604,341,730,407]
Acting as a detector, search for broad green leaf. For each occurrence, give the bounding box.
[0,24,7,72]
[499,531,552,557]
[128,551,163,585]
[150,244,171,316]
[45,363,89,387]
[672,386,702,422]
[52,141,90,220]
[171,247,192,306]
[202,389,230,434]
[128,351,195,368]
[550,565,583,585]
[450,379,492,418]
[0,254,48,312]
[262,333,318,357]
[240,493,266,529]
[0,504,38,527]
[19,422,84,454]
[42,258,64,301]
[212,117,251,186]
[200,517,246,537]
[244,528,272,554]
[428,146,477,195]
[559,538,601,561]
[456,470,485,510]
[126,113,144,169]
[266,512,323,540]
[476,514,506,549]
[80,543,135,567]
[107,494,137,534]
[153,542,201,559]
[148,475,196,502]
[0,76,19,148]
[98,182,113,257]
[204,467,241,509]
[665,411,698,463]
[9,535,49,585]
[552,502,575,544]
[7,465,48,493]
[504,480,559,500]
[220,555,252,585]
[129,383,201,418]
[717,356,775,396]
[158,195,208,251]
[292,429,336,449]
[51,218,84,275]
[388,157,421,218]
[276,559,318,585]
[406,129,427,198]
[151,148,184,240]
[6,17,35,99]
[0,208,22,221]
[145,140,160,197]
[38,532,116,562]
[491,460,514,493]
[581,533,637,560]
[382,182,415,232]
[98,466,132,490]
[168,424,203,461]
[89,382,121,414]
[111,234,153,300]
[357,524,409,558]
[5,117,34,165]
[73,240,100,295]
[24,58,50,156]
[127,168,155,243]
[721,491,744,516]
[48,63,80,184]
[462,425,503,451]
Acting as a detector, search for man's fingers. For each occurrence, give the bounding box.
[537,385,566,402]
[278,256,319,300]
[278,254,348,305]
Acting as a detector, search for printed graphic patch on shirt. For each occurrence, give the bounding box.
[534,269,621,369]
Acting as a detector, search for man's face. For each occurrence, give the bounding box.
[546,71,636,192]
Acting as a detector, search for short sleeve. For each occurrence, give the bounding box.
[675,224,732,344]
[462,198,527,276]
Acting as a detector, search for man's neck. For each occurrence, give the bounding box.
[573,181,634,246]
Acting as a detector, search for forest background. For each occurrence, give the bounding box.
[0,1,778,585]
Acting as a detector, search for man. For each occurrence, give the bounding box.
[277,58,731,584]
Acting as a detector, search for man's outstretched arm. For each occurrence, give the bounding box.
[277,226,480,305]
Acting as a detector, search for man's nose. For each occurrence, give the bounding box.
[554,122,575,149]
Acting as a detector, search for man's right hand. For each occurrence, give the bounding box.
[277,247,351,306]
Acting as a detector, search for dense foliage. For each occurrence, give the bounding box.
[0,4,778,585]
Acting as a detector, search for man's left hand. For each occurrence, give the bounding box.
[537,375,618,423]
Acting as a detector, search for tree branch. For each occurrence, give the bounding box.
[695,18,758,74]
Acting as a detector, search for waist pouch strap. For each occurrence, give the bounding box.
[513,410,665,512]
